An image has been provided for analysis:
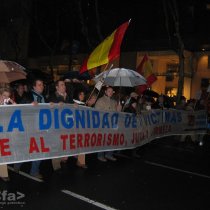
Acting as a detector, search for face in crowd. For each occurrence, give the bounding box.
[16,84,24,96]
[56,81,66,95]
[78,91,85,102]
[0,88,12,105]
[105,87,114,98]
[1,90,11,103]
[33,80,44,94]
[132,102,137,109]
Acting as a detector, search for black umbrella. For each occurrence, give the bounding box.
[25,68,53,84]
[62,71,91,80]
[143,89,159,98]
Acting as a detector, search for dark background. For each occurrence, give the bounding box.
[2,0,210,56]
[1,0,210,59]
[28,0,210,54]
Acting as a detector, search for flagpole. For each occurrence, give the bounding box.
[102,63,109,72]
[85,64,113,105]
[119,75,122,104]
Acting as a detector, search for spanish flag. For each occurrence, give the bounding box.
[136,54,157,93]
[79,20,130,74]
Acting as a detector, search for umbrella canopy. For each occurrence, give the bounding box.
[0,60,26,83]
[143,89,159,98]
[93,68,147,87]
[62,71,91,81]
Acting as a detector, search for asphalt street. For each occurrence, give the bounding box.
[0,135,210,210]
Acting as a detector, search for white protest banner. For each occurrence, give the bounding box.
[0,104,207,165]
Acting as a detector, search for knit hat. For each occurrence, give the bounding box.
[130,92,138,98]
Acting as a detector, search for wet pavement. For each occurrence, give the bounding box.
[1,135,210,210]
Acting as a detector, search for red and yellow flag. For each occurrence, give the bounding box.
[79,20,130,74]
[136,54,157,94]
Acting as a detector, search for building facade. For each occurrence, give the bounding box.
[27,50,210,99]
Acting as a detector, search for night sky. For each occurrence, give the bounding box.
[2,0,210,57]
[29,0,169,55]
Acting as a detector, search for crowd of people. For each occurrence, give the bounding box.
[0,78,209,182]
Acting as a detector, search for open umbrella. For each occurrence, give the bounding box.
[93,68,147,87]
[0,60,26,83]
[143,89,159,98]
[62,71,91,81]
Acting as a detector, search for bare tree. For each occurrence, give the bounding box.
[75,0,104,74]
[33,3,60,80]
[76,0,104,48]
[94,0,103,42]
[0,0,32,62]
[76,0,92,49]
[162,0,185,104]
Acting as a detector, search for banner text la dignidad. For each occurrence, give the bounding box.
[0,108,183,132]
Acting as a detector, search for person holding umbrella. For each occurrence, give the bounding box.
[95,86,121,162]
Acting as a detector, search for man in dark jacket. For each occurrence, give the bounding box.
[49,79,74,170]
[49,79,74,104]
[14,79,46,179]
